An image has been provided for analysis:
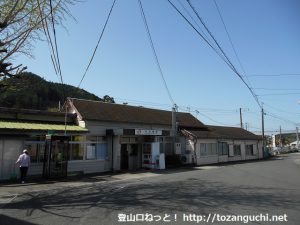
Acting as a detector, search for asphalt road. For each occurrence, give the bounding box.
[1,153,300,225]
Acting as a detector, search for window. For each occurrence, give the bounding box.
[234,145,241,156]
[69,135,108,160]
[211,143,217,155]
[86,144,96,160]
[70,143,84,160]
[200,143,217,156]
[200,143,207,156]
[96,143,108,159]
[246,144,254,155]
[86,142,108,160]
[69,135,85,160]
[218,142,229,155]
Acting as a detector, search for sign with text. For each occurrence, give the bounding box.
[135,129,162,136]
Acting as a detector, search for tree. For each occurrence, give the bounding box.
[0,0,76,78]
[103,95,115,103]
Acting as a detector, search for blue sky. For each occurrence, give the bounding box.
[14,0,300,135]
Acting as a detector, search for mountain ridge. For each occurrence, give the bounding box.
[0,72,114,111]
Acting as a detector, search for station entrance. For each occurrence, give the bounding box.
[43,135,70,178]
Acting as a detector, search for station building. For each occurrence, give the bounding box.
[0,98,263,180]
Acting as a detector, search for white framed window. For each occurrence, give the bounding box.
[218,142,229,155]
[200,143,217,156]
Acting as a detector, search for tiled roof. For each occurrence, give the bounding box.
[0,107,75,123]
[69,98,207,129]
[186,125,261,140]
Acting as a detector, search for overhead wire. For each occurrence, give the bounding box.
[78,0,117,88]
[37,0,60,79]
[167,0,232,70]
[175,0,211,42]
[248,74,300,77]
[253,87,300,91]
[166,0,261,108]
[212,0,253,88]
[265,111,299,126]
[258,92,300,96]
[138,0,175,105]
[49,0,63,86]
[170,0,298,130]
[186,0,260,108]
[177,106,235,126]
[263,103,300,115]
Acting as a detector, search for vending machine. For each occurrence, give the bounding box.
[142,142,165,169]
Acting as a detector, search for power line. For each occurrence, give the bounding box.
[167,0,261,108]
[186,0,236,72]
[138,0,175,105]
[166,1,231,70]
[248,74,300,77]
[175,0,211,43]
[258,92,300,96]
[263,103,300,115]
[185,0,261,108]
[213,0,253,88]
[178,106,235,126]
[37,0,60,79]
[266,111,300,126]
[49,0,65,99]
[253,87,300,91]
[49,0,63,85]
[78,0,116,88]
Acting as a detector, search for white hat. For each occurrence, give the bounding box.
[23,149,28,153]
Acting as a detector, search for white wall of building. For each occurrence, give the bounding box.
[0,138,23,180]
[113,135,121,171]
[195,138,262,166]
[68,159,110,174]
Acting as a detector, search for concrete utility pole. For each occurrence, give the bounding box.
[296,127,299,148]
[261,104,265,150]
[279,126,282,148]
[240,108,243,129]
[171,104,177,137]
[172,105,178,154]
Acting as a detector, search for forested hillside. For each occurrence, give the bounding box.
[0,72,114,110]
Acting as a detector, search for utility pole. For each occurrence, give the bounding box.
[240,108,243,129]
[172,104,178,154]
[261,103,265,151]
[171,104,178,136]
[279,126,282,148]
[296,127,299,149]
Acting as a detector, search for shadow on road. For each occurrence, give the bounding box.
[2,176,299,219]
[0,214,38,225]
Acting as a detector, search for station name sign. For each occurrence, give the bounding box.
[135,129,162,136]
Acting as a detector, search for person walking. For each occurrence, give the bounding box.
[16,149,30,183]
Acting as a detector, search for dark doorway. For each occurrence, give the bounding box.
[120,144,129,170]
[43,135,70,178]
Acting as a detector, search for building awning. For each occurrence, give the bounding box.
[0,121,88,133]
